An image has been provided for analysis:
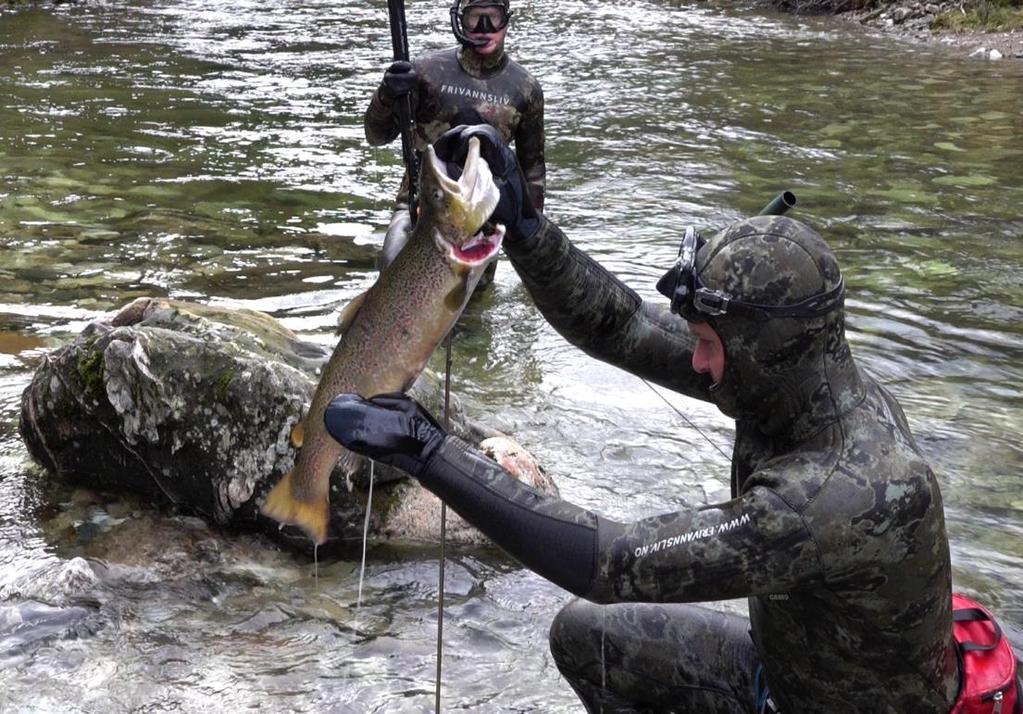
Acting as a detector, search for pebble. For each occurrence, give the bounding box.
[969,46,1004,59]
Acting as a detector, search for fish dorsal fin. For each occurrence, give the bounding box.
[335,291,369,336]
[291,418,305,448]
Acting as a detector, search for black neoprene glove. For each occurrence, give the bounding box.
[434,124,540,242]
[323,393,446,478]
[379,60,417,103]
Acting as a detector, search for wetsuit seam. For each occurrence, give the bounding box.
[790,331,859,510]
[799,454,841,512]
[762,485,828,579]
[777,415,865,586]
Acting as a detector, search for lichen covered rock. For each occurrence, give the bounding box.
[19,298,556,552]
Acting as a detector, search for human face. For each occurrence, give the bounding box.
[464,6,509,55]
[688,321,725,385]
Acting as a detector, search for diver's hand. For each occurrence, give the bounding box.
[380,61,417,103]
[324,393,446,478]
[434,124,540,242]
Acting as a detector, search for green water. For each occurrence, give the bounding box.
[1,0,1021,710]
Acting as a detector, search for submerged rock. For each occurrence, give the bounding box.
[0,601,102,664]
[19,297,556,552]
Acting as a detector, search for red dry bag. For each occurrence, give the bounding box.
[950,593,1020,714]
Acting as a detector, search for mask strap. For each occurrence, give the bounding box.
[694,279,846,321]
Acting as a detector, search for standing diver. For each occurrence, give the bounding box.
[364,0,545,289]
[326,125,984,712]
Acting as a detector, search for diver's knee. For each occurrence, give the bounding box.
[549,599,602,662]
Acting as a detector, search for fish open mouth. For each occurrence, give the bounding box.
[440,221,505,267]
[425,136,505,268]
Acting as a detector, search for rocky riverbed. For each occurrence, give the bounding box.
[843,0,1023,59]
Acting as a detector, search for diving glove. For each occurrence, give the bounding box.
[434,124,540,242]
[324,393,446,478]
[380,60,417,102]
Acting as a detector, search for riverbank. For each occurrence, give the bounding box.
[841,0,1023,59]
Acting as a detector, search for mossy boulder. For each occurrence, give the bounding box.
[19,297,556,553]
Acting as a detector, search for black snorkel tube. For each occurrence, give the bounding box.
[388,0,420,226]
[758,190,796,216]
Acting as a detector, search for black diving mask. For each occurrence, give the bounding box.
[462,6,510,33]
[655,225,846,323]
[451,0,511,40]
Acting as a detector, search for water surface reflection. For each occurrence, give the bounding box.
[1,0,1021,710]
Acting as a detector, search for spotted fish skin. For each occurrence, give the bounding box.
[260,138,503,545]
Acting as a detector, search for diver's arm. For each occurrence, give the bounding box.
[432,124,707,396]
[364,60,422,147]
[418,435,822,603]
[505,217,711,396]
[515,82,546,211]
[323,394,821,602]
[364,89,401,146]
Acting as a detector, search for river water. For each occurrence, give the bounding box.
[1,0,1021,711]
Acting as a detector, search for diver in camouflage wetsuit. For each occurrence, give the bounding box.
[325,125,961,713]
[364,0,545,282]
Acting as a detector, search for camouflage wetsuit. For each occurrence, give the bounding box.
[364,45,544,269]
[409,215,960,712]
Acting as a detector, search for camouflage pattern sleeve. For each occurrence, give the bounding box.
[515,80,545,210]
[504,217,713,398]
[418,436,822,603]
[588,488,822,603]
[364,57,425,147]
[364,87,400,147]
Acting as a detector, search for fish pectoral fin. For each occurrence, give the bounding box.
[444,281,469,312]
[337,449,363,491]
[290,418,306,448]
[335,291,369,336]
[260,470,330,545]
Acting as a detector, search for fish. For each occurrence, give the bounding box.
[260,137,504,545]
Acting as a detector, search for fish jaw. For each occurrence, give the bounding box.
[420,137,503,269]
[433,223,506,269]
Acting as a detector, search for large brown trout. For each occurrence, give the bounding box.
[261,137,503,544]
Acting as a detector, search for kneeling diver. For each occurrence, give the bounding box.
[327,125,964,713]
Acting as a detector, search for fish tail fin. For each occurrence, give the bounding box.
[260,470,330,545]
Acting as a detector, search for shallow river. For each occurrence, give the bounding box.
[1,0,1021,711]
